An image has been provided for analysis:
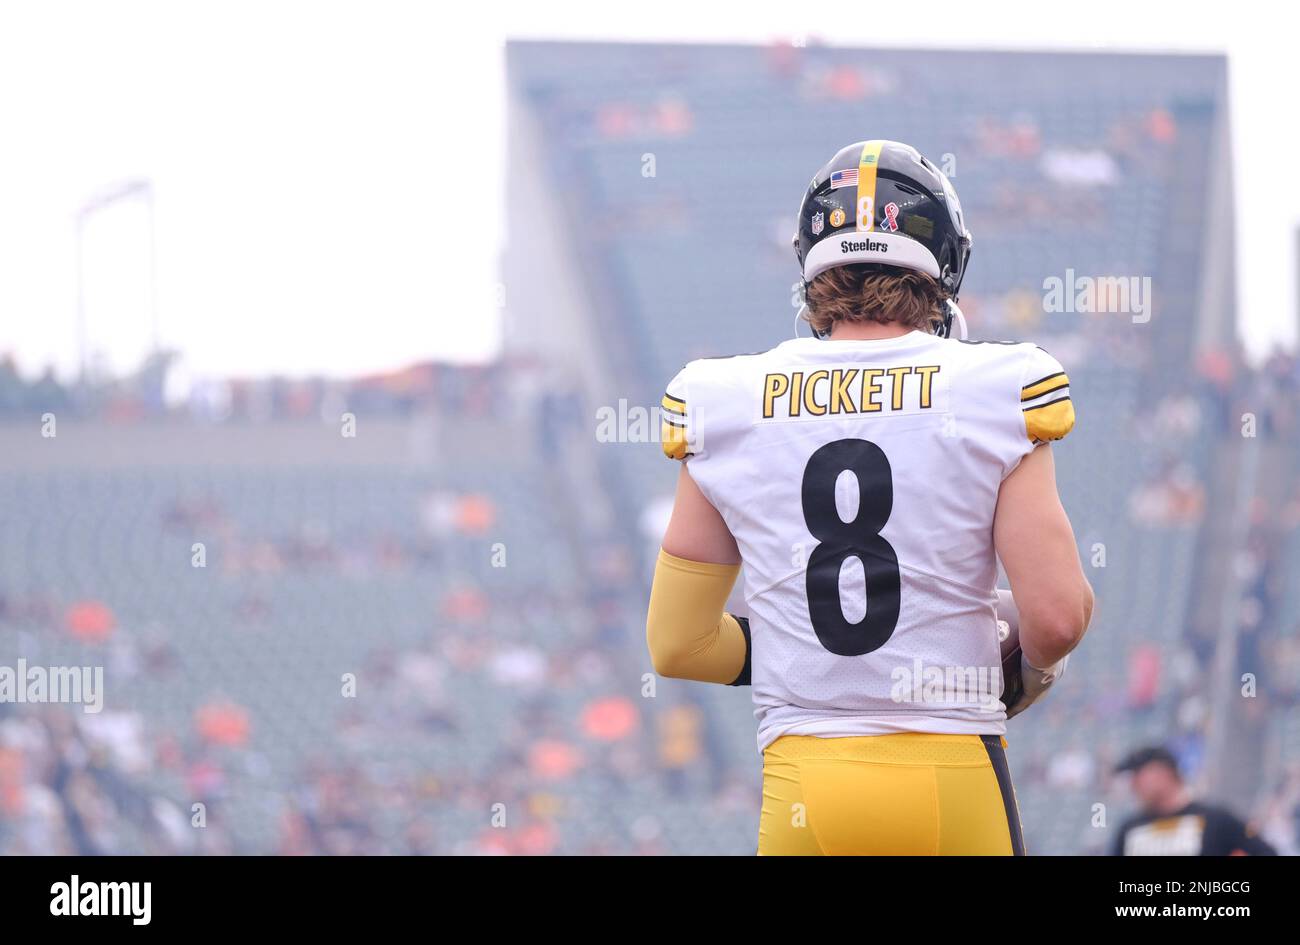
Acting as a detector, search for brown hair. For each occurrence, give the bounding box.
[804,265,947,336]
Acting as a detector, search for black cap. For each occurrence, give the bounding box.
[1115,746,1180,775]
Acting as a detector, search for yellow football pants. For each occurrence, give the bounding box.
[758,733,1026,855]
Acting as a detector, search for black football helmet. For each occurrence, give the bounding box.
[793,140,973,336]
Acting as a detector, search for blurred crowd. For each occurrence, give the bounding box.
[0,351,534,423]
[0,359,742,854]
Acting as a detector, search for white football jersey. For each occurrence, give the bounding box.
[660,330,1074,751]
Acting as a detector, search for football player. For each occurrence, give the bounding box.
[645,140,1093,855]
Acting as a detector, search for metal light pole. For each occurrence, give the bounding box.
[74,178,156,383]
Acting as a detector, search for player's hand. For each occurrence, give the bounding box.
[1005,652,1068,719]
[996,587,1068,719]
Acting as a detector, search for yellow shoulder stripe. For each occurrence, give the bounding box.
[1024,398,1074,442]
[661,418,689,459]
[1022,371,1068,402]
[661,394,686,416]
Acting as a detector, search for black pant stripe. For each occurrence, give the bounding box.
[980,734,1026,856]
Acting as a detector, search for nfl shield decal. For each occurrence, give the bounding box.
[811,211,824,236]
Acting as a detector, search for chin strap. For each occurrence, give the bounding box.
[936,299,968,340]
[793,302,815,339]
[794,279,832,339]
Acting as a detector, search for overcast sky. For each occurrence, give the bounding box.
[0,0,1294,381]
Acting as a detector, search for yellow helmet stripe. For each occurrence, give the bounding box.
[855,140,885,232]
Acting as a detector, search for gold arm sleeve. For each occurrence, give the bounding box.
[646,549,749,685]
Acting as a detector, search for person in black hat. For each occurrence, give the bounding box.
[1110,746,1276,856]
